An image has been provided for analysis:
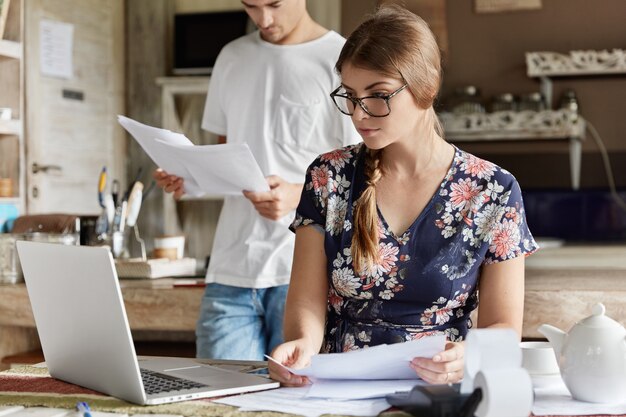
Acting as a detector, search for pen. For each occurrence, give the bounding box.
[97,167,107,208]
[104,193,115,230]
[111,179,120,207]
[125,182,144,228]
[114,200,128,233]
[76,401,92,417]
[123,167,144,202]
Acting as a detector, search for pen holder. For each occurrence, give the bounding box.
[133,225,147,261]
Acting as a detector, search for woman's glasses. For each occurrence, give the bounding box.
[330,84,407,117]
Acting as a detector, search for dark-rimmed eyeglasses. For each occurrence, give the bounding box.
[330,84,408,117]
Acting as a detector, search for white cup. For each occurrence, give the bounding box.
[520,341,560,376]
[153,235,185,260]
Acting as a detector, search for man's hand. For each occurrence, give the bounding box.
[153,168,185,200]
[243,175,302,221]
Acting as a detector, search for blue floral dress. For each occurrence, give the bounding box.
[291,143,538,353]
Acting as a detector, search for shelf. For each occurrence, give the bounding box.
[440,110,585,142]
[0,119,21,135]
[0,40,22,59]
[440,110,585,190]
[526,49,626,78]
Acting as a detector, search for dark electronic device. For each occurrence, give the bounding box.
[173,10,250,75]
[386,384,482,417]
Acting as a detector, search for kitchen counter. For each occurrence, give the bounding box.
[1,245,626,367]
[523,244,626,337]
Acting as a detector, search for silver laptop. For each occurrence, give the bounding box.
[17,241,279,405]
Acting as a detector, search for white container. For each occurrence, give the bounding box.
[520,341,560,376]
[153,235,185,260]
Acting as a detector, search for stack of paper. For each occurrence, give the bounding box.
[117,116,269,196]
[267,335,445,380]
[216,336,446,417]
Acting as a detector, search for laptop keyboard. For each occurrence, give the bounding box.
[140,368,209,395]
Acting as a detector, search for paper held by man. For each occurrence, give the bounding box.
[117,115,269,197]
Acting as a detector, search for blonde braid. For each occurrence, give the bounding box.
[352,148,383,274]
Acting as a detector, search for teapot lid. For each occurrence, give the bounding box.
[579,303,623,329]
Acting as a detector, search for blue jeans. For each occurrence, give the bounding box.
[195,283,289,360]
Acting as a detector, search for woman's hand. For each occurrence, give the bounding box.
[153,168,185,200]
[268,339,315,387]
[410,341,465,384]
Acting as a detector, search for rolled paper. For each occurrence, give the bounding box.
[461,328,522,394]
[473,368,533,417]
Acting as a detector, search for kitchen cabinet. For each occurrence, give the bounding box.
[0,0,25,220]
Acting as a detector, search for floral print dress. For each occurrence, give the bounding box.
[291,143,538,353]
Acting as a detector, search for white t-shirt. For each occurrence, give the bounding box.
[202,30,360,288]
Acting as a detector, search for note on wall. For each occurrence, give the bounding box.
[40,19,74,79]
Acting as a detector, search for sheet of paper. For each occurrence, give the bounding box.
[40,19,74,79]
[117,115,204,196]
[213,386,391,417]
[306,378,426,400]
[118,115,269,196]
[6,408,71,417]
[0,407,25,417]
[268,335,445,380]
[157,139,269,195]
[532,378,626,416]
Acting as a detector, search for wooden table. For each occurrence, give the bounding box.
[2,244,626,369]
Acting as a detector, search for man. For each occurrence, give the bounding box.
[154,0,360,360]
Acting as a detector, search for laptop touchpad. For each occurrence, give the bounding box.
[164,365,230,381]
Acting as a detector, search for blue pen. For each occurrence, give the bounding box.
[76,401,92,417]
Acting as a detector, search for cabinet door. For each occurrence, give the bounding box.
[24,0,125,214]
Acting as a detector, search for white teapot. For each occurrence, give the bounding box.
[538,303,626,403]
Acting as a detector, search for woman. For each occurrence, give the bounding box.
[269,4,537,386]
